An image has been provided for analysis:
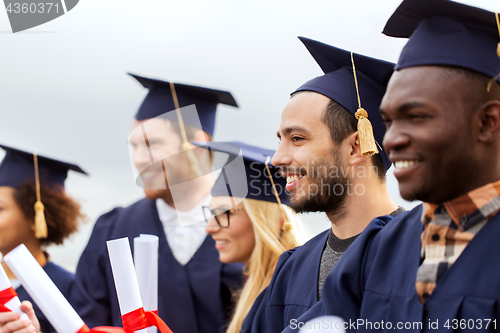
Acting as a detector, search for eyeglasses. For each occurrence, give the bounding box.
[202,206,245,228]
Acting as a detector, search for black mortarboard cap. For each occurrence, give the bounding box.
[383,0,500,81]
[129,73,238,136]
[0,145,87,188]
[293,37,394,171]
[193,141,289,205]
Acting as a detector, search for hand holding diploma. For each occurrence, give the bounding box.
[0,301,39,333]
[4,245,87,333]
[0,264,28,320]
[3,244,135,333]
[0,261,38,333]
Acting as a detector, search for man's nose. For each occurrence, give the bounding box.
[382,123,411,153]
[133,146,154,172]
[272,142,293,167]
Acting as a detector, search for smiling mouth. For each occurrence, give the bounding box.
[393,160,419,169]
[286,175,304,184]
[215,240,229,245]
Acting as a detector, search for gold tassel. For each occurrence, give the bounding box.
[170,82,202,179]
[281,221,292,232]
[265,156,290,233]
[34,201,47,239]
[355,108,378,156]
[33,153,48,239]
[351,52,379,156]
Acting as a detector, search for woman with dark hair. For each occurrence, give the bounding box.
[0,145,86,333]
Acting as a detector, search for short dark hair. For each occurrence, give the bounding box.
[13,182,84,246]
[322,99,386,180]
[443,66,500,112]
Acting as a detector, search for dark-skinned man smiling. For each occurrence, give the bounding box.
[284,0,500,332]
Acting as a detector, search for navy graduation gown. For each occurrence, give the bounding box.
[16,262,75,333]
[281,214,397,333]
[71,198,244,333]
[292,205,500,332]
[241,229,330,333]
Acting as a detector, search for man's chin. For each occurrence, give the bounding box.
[397,182,425,203]
[144,188,170,200]
[289,195,323,214]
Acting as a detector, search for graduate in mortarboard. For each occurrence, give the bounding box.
[285,0,500,331]
[194,141,304,333]
[241,37,404,333]
[0,145,86,333]
[72,75,244,333]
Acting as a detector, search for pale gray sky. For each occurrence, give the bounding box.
[0,0,497,270]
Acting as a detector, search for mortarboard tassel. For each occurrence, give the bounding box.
[265,156,291,232]
[487,12,500,92]
[351,52,378,156]
[169,82,203,179]
[33,153,48,239]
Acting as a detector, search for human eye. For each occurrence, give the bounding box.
[382,118,392,128]
[291,136,304,143]
[407,112,431,122]
[213,207,230,215]
[148,140,160,146]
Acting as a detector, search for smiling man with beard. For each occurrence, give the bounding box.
[70,74,243,333]
[240,37,404,333]
[283,1,500,332]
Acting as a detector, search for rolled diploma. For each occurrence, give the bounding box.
[134,234,158,333]
[107,238,148,333]
[3,244,85,333]
[0,263,28,320]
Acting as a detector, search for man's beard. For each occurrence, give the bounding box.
[288,153,349,214]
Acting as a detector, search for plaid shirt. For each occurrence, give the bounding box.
[416,180,500,303]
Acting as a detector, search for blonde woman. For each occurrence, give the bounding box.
[199,141,304,333]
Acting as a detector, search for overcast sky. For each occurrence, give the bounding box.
[0,0,498,271]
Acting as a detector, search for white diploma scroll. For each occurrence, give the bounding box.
[0,263,28,320]
[3,244,86,333]
[134,234,159,333]
[107,237,148,333]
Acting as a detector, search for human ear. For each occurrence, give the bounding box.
[188,129,208,159]
[191,129,208,143]
[345,131,366,166]
[477,100,500,143]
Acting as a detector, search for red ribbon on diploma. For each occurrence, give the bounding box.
[122,308,173,333]
[0,287,17,305]
[0,303,11,313]
[0,287,18,313]
[77,324,134,333]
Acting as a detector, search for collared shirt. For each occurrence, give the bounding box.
[416,180,500,303]
[156,195,210,265]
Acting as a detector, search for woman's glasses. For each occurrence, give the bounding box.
[202,206,245,228]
